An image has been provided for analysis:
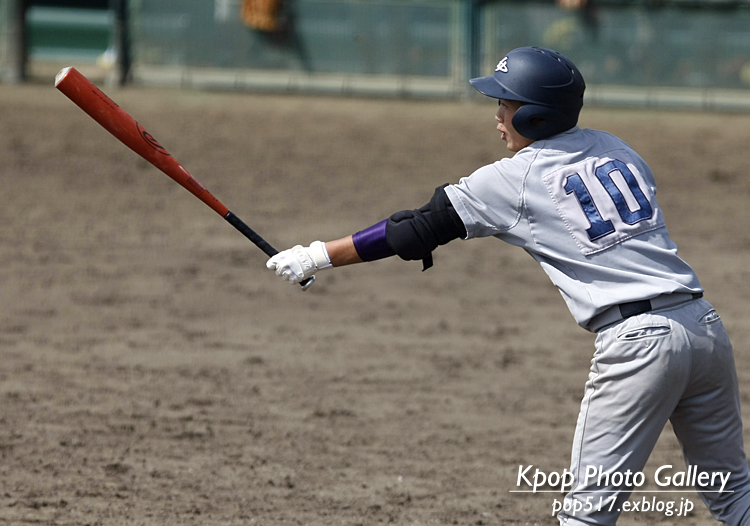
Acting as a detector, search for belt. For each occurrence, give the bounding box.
[589,292,704,333]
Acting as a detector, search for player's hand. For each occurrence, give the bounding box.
[266,241,332,284]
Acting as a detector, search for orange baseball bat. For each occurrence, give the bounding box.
[55,67,314,290]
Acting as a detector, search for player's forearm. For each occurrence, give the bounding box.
[325,236,364,267]
[326,219,398,266]
[264,224,394,285]
[265,185,466,284]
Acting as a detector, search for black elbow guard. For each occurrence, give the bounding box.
[385,184,467,270]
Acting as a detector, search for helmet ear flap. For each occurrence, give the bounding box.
[512,104,578,141]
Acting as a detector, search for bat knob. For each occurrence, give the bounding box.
[300,275,316,291]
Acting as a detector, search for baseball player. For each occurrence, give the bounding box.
[265,47,750,525]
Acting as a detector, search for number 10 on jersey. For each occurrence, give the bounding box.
[564,159,654,242]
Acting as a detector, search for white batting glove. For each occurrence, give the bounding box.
[266,241,332,284]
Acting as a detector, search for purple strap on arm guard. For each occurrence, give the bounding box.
[352,219,396,262]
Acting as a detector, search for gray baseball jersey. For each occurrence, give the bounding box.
[445,125,750,525]
[444,126,702,331]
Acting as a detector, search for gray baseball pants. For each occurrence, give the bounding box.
[559,298,750,525]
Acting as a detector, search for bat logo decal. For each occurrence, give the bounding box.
[136,122,170,155]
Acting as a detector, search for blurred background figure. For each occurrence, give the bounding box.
[557,0,587,10]
[241,0,282,33]
[240,0,311,71]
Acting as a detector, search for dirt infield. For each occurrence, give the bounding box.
[2,78,750,525]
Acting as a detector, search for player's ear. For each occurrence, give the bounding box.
[530,117,547,128]
[513,104,575,140]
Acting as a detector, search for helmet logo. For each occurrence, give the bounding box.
[495,56,509,73]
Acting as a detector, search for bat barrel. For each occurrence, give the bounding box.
[55,66,230,218]
[56,67,314,291]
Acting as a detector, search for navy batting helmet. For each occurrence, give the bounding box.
[470,47,585,141]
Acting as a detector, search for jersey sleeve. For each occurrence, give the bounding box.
[444,156,529,239]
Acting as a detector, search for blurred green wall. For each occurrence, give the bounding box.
[1,0,750,106]
[484,2,750,91]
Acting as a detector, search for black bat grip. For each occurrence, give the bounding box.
[224,211,315,290]
[225,210,278,257]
